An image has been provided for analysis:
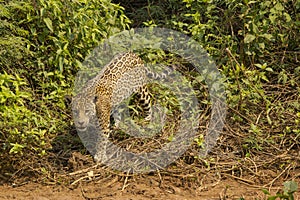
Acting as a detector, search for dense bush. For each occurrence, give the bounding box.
[0,0,130,172]
[118,0,300,153]
[177,0,300,153]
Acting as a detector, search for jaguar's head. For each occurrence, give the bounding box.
[72,93,97,132]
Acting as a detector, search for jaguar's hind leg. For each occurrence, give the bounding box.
[135,85,152,121]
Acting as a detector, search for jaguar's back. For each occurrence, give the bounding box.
[72,52,150,133]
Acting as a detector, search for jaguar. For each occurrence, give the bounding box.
[72,52,152,134]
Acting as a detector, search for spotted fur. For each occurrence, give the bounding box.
[72,52,151,133]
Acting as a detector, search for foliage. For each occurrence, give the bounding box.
[119,0,300,154]
[262,181,298,200]
[0,72,47,155]
[0,0,130,173]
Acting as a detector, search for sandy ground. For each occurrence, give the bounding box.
[1,177,299,200]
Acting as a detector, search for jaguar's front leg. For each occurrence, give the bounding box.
[93,96,112,163]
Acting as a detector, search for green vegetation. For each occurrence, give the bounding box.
[0,0,130,173]
[238,180,298,199]
[120,0,300,156]
[0,0,299,196]
[262,181,298,200]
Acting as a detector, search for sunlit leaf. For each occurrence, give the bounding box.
[244,34,256,43]
[43,18,53,32]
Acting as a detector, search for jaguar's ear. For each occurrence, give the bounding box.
[64,95,72,106]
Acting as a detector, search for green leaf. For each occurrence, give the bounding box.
[265,67,273,72]
[9,143,25,154]
[269,14,277,24]
[262,189,270,195]
[254,63,263,69]
[43,18,53,32]
[274,3,284,11]
[267,196,277,200]
[261,33,274,41]
[259,42,265,49]
[283,181,298,193]
[244,34,256,43]
[284,13,291,22]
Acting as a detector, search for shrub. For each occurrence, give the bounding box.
[0,0,130,174]
[118,0,300,154]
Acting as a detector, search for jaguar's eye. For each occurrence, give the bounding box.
[93,95,98,103]
[73,110,79,115]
